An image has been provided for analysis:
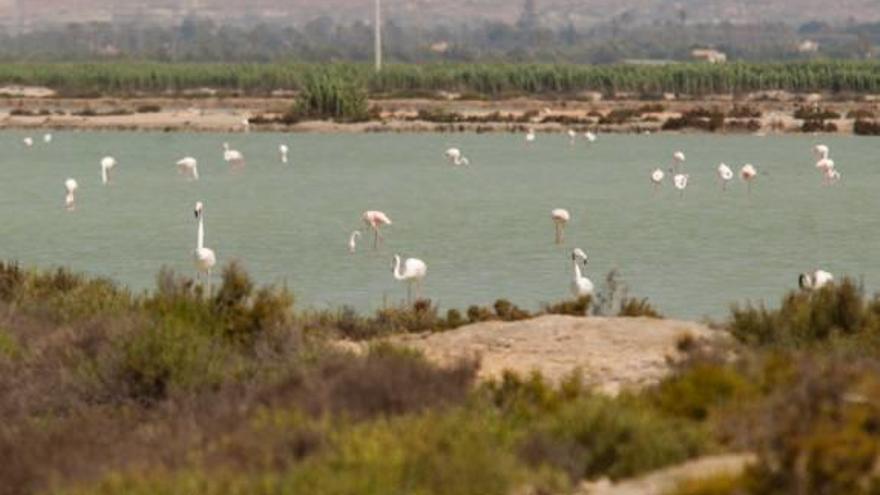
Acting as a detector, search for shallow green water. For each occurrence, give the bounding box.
[0,130,875,319]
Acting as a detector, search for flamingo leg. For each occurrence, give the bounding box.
[555,224,562,245]
[373,228,379,249]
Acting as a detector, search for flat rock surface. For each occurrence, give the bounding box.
[390,315,723,394]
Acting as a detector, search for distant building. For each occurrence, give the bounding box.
[691,48,727,64]
[798,40,820,53]
[430,41,449,54]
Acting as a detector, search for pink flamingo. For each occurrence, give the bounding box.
[362,210,392,249]
[551,208,571,244]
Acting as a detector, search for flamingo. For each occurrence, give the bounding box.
[64,178,78,211]
[193,201,217,287]
[673,173,689,197]
[444,147,469,166]
[525,129,536,143]
[584,131,597,143]
[717,163,734,190]
[567,129,577,144]
[241,118,250,133]
[222,142,245,168]
[43,133,52,144]
[824,167,841,185]
[570,248,594,298]
[22,137,33,147]
[651,168,665,188]
[799,270,833,290]
[813,144,830,160]
[348,230,362,254]
[362,210,392,249]
[673,151,686,169]
[176,157,199,180]
[279,144,289,164]
[392,254,427,304]
[551,208,570,245]
[740,164,757,193]
[100,156,117,185]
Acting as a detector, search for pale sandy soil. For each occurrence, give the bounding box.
[578,454,755,495]
[0,91,872,133]
[385,315,726,395]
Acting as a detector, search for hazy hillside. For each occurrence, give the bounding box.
[0,0,876,29]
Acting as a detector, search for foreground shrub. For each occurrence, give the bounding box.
[727,278,880,349]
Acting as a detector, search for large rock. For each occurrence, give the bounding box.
[391,315,723,394]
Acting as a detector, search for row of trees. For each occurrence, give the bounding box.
[3,61,880,99]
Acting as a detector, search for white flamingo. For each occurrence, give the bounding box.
[362,210,392,249]
[740,164,757,193]
[64,178,78,211]
[279,144,289,164]
[551,208,571,245]
[673,173,689,197]
[392,254,427,304]
[348,230,362,254]
[100,156,117,185]
[567,129,577,144]
[222,142,245,168]
[813,144,830,160]
[176,157,199,180]
[525,128,536,143]
[193,201,217,286]
[799,270,833,290]
[570,248,594,298]
[43,133,52,144]
[584,131,597,143]
[651,168,665,190]
[444,147,469,166]
[717,163,734,190]
[673,151,686,169]
[22,137,33,147]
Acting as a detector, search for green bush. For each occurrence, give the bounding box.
[291,66,370,122]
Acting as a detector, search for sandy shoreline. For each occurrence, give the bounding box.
[0,93,874,134]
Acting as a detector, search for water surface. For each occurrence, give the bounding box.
[0,130,875,319]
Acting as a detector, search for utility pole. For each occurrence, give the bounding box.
[374,0,382,72]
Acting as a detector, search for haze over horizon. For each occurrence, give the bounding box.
[0,0,876,30]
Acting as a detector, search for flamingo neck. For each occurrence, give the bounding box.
[197,216,205,250]
[101,166,108,185]
[393,256,405,280]
[572,258,583,281]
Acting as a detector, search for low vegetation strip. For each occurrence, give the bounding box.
[2,61,880,97]
[1,261,880,494]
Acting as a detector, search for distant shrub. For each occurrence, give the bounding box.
[618,297,663,318]
[794,106,840,120]
[292,67,370,122]
[135,104,161,113]
[801,119,837,132]
[846,108,875,119]
[854,119,880,135]
[728,104,762,118]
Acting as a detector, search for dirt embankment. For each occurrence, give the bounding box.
[0,89,876,134]
[384,315,725,395]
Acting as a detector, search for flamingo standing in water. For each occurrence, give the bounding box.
[193,201,217,287]
[551,208,571,244]
[717,163,734,190]
[673,173,689,197]
[445,148,469,166]
[64,178,78,211]
[570,248,594,298]
[525,129,536,143]
[392,254,427,304]
[651,168,665,190]
[740,164,757,193]
[43,133,52,143]
[22,137,33,147]
[176,157,199,180]
[100,156,117,185]
[348,231,362,254]
[223,143,245,168]
[362,210,392,249]
[567,129,577,144]
[672,151,686,171]
[799,270,833,290]
[279,144,289,164]
[824,166,841,185]
[584,131,597,143]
